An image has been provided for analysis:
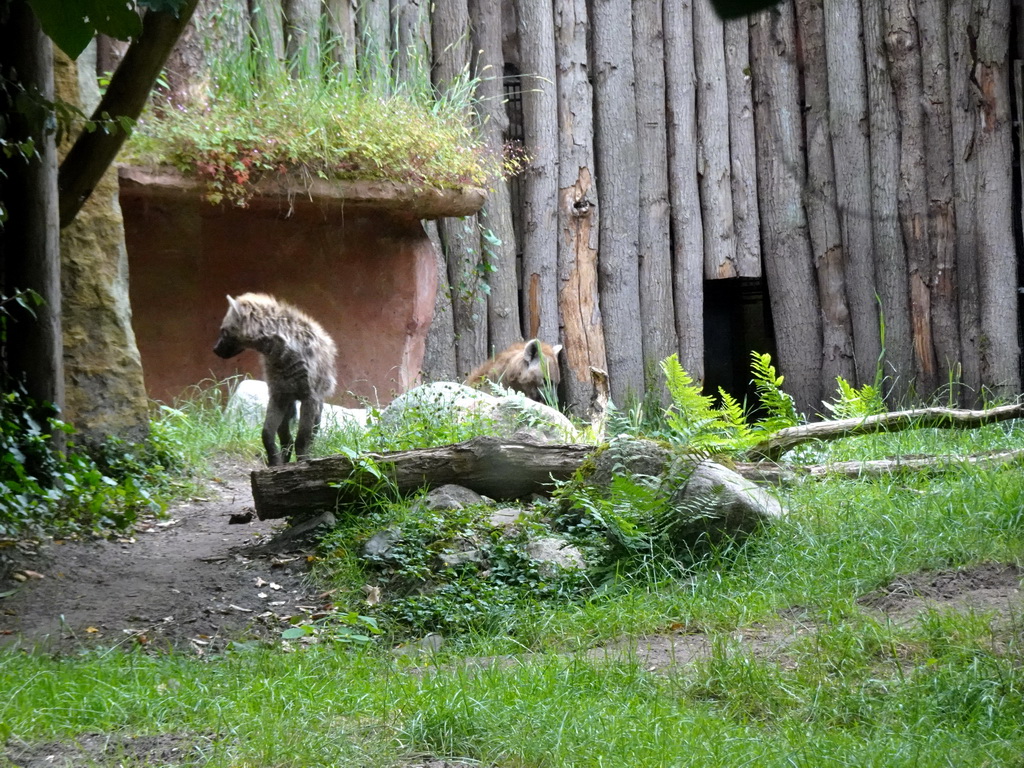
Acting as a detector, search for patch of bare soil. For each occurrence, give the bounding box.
[584,616,817,671]
[3,732,211,768]
[856,562,1024,625]
[0,458,325,654]
[588,563,1023,671]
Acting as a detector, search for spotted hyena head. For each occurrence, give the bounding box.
[490,339,563,403]
[213,293,262,359]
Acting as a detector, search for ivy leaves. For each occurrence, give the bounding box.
[26,0,189,60]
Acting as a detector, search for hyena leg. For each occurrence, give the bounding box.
[278,400,298,463]
[263,394,295,466]
[294,397,323,461]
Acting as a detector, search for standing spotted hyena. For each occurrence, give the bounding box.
[214,293,337,465]
[466,339,563,404]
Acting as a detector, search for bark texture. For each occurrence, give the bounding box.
[693,0,737,278]
[634,0,678,395]
[664,0,705,382]
[973,0,1020,397]
[862,0,913,403]
[471,0,521,353]
[823,0,879,386]
[252,437,594,517]
[554,0,608,415]
[887,0,938,394]
[794,0,854,390]
[432,0,487,378]
[750,4,823,415]
[516,0,560,344]
[592,0,644,404]
[723,16,760,277]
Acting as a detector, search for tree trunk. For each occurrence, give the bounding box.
[57,0,201,227]
[0,2,64,428]
[693,0,736,278]
[918,0,961,390]
[724,16,760,278]
[592,0,644,404]
[634,0,677,397]
[554,0,608,416]
[325,0,357,71]
[973,0,1020,398]
[283,0,322,77]
[392,0,431,83]
[469,0,520,353]
[793,0,855,391]
[516,0,560,344]
[421,221,458,381]
[948,0,982,404]
[164,0,247,107]
[357,0,392,83]
[750,3,823,415]
[886,0,938,396]
[824,0,879,386]
[432,0,486,378]
[862,0,914,404]
[441,217,487,378]
[664,0,705,382]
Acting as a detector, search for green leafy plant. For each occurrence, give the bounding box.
[822,376,888,419]
[0,383,179,536]
[749,351,800,431]
[661,354,757,451]
[325,494,588,637]
[282,612,382,646]
[124,26,520,206]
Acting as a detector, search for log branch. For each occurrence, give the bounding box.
[733,449,1024,481]
[253,422,1024,519]
[745,404,1024,460]
[57,0,200,227]
[251,436,593,519]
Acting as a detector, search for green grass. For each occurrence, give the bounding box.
[2,608,1022,766]
[122,26,510,206]
[4,375,1024,765]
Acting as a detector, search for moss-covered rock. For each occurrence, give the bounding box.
[55,48,149,444]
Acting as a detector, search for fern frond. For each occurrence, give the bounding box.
[716,387,753,445]
[750,351,800,431]
[661,354,716,432]
[822,376,888,419]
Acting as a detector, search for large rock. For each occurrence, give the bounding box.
[55,46,149,444]
[579,438,785,544]
[377,382,578,442]
[226,379,368,430]
[666,459,786,542]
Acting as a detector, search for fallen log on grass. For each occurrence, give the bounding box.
[251,432,1024,521]
[250,436,594,519]
[746,403,1024,461]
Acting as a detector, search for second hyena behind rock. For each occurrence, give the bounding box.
[466,339,563,404]
[214,292,337,465]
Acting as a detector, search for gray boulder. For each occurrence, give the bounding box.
[377,382,578,443]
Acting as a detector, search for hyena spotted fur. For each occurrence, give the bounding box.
[214,293,337,465]
[466,339,563,404]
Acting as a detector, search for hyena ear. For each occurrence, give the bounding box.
[552,344,563,357]
[524,339,542,362]
[226,294,239,312]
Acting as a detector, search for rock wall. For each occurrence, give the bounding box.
[54,47,150,444]
[119,173,442,406]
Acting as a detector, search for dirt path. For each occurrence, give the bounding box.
[2,456,1021,662]
[0,459,323,653]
